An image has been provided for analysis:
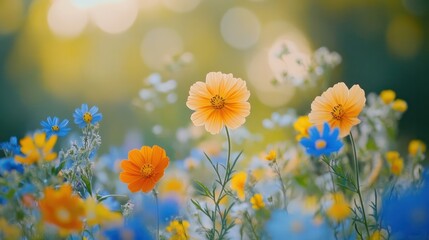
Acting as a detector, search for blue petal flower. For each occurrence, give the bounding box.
[73,103,103,128]
[40,116,71,137]
[0,157,24,174]
[299,122,343,157]
[0,136,21,156]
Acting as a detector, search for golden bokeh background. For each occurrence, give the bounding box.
[1,0,428,154]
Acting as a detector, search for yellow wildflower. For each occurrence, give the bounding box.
[15,132,57,164]
[158,175,188,199]
[166,220,190,240]
[370,230,382,240]
[293,116,312,140]
[390,158,404,176]
[408,139,426,157]
[385,151,400,164]
[265,150,277,161]
[230,171,247,201]
[250,193,265,210]
[0,218,21,240]
[392,99,407,112]
[85,197,122,227]
[326,192,351,222]
[379,90,396,104]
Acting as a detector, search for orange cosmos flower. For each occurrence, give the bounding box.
[186,72,251,134]
[119,145,169,193]
[308,82,366,138]
[39,184,85,234]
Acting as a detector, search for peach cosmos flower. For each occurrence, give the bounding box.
[186,72,251,134]
[308,82,366,137]
[39,184,85,234]
[119,145,169,193]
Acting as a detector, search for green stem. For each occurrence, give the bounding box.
[274,161,288,211]
[349,132,370,238]
[152,189,160,240]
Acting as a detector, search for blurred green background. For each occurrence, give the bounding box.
[1,0,428,154]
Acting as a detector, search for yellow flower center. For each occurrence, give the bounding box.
[51,125,59,131]
[331,104,344,120]
[210,95,225,109]
[315,139,327,149]
[56,208,71,223]
[140,163,154,178]
[83,112,93,123]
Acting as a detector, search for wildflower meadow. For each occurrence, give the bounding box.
[1,1,429,240]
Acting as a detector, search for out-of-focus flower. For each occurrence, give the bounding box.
[381,171,429,238]
[158,174,188,199]
[293,116,312,141]
[369,229,383,240]
[265,210,333,240]
[186,72,251,134]
[40,116,71,137]
[103,216,153,240]
[392,99,407,112]
[408,139,426,157]
[385,151,404,176]
[0,218,21,240]
[0,136,20,156]
[0,157,24,174]
[119,145,169,193]
[265,150,277,161]
[73,104,103,128]
[84,197,122,227]
[231,171,247,201]
[309,82,366,137]
[326,192,351,222]
[379,90,396,104]
[15,132,57,164]
[166,219,190,240]
[39,184,85,234]
[300,123,343,157]
[250,193,265,210]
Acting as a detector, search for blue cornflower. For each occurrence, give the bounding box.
[299,122,343,157]
[40,116,71,137]
[73,104,103,128]
[0,157,24,174]
[0,136,21,156]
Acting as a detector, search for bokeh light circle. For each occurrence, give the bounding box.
[89,0,139,34]
[47,0,88,38]
[140,28,184,70]
[220,7,261,50]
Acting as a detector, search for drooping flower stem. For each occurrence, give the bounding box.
[349,132,370,238]
[273,161,288,211]
[153,189,160,240]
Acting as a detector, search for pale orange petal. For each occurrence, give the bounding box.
[205,111,224,134]
[190,107,214,126]
[186,82,212,110]
[339,117,361,137]
[330,82,348,105]
[344,84,366,117]
[128,149,144,166]
[222,107,246,129]
[205,72,224,96]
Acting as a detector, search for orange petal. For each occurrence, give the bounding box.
[344,84,366,117]
[128,149,144,166]
[154,157,169,173]
[128,178,146,192]
[120,172,141,183]
[190,107,214,127]
[205,111,224,134]
[151,145,167,168]
[331,82,348,105]
[140,178,157,193]
[140,146,152,164]
[121,160,141,175]
[205,72,224,96]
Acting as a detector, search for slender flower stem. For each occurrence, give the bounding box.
[153,189,160,240]
[274,161,288,211]
[349,132,370,238]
